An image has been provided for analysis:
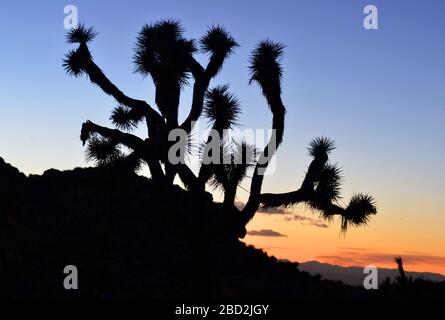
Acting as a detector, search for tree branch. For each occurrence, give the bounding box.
[66,44,164,134]
[239,40,286,228]
[259,180,376,234]
[180,45,234,133]
[81,120,166,183]
[180,75,210,134]
[81,120,144,150]
[241,99,285,225]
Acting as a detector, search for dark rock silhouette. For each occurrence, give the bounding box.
[0,158,358,299]
[1,158,444,300]
[0,160,445,301]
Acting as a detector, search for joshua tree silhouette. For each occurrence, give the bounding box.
[395,256,407,286]
[64,20,376,238]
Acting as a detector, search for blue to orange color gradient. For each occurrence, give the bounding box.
[0,1,444,274]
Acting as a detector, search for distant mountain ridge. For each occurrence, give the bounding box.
[298,261,445,286]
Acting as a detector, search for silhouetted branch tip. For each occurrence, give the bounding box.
[341,193,377,232]
[110,105,144,131]
[308,137,336,158]
[86,136,123,166]
[249,40,285,91]
[66,23,97,44]
[200,25,239,55]
[63,49,88,77]
[204,84,241,129]
[80,121,93,145]
[133,19,196,86]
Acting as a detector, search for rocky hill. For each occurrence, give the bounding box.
[0,157,444,301]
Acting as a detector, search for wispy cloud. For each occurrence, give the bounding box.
[236,202,328,228]
[235,202,288,214]
[258,206,288,214]
[284,214,328,228]
[247,229,287,237]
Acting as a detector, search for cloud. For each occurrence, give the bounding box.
[311,221,329,228]
[258,207,288,214]
[284,214,328,228]
[235,202,288,214]
[316,248,445,271]
[235,203,327,228]
[246,229,287,237]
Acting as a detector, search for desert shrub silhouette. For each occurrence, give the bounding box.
[395,256,408,286]
[378,256,445,300]
[63,20,377,238]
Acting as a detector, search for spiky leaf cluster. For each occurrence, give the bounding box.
[249,40,284,99]
[308,137,335,158]
[86,136,124,166]
[134,19,196,87]
[110,105,145,131]
[204,85,241,130]
[200,25,238,55]
[66,23,97,44]
[209,141,256,192]
[341,194,377,232]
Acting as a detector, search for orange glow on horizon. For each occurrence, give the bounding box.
[243,241,445,276]
[243,206,445,276]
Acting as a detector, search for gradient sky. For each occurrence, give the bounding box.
[0,1,444,274]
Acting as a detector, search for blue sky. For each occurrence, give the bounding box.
[0,1,444,217]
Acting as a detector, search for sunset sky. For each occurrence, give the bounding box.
[0,1,444,274]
